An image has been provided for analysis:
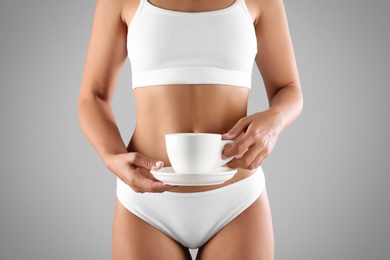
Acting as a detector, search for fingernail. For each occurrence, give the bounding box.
[154,161,163,168]
[223,133,234,139]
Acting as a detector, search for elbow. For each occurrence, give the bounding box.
[288,81,304,117]
[77,88,110,115]
[77,90,96,127]
[77,89,90,116]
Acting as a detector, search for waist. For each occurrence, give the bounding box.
[128,84,253,192]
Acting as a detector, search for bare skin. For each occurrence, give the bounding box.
[78,0,303,259]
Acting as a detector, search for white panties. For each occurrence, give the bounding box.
[116,167,265,249]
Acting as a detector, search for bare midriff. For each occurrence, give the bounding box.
[127,84,255,193]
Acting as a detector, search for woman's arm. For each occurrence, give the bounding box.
[78,0,171,192]
[223,0,303,169]
[254,0,303,128]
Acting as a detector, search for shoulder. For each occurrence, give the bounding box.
[245,0,284,24]
[93,0,139,26]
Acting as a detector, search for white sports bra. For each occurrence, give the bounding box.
[127,0,257,89]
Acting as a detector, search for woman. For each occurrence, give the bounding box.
[78,0,303,259]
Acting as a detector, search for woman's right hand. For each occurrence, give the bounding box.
[105,152,173,193]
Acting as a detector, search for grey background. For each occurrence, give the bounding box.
[0,0,389,259]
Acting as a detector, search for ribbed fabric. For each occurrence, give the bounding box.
[127,0,257,89]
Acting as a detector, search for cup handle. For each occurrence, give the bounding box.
[215,140,235,168]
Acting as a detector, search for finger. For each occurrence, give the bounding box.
[132,168,173,193]
[227,143,265,170]
[130,153,164,170]
[225,157,241,169]
[223,132,253,158]
[232,143,261,169]
[223,117,250,140]
[150,181,175,193]
[250,153,267,169]
[135,168,173,192]
[243,136,276,169]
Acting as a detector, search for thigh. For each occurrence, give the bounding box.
[197,189,274,260]
[112,198,192,260]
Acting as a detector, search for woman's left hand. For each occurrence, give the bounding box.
[222,109,283,170]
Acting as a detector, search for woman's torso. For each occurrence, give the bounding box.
[122,0,259,192]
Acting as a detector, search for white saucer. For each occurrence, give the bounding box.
[150,167,237,186]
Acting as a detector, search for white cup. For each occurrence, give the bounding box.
[165,133,234,174]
